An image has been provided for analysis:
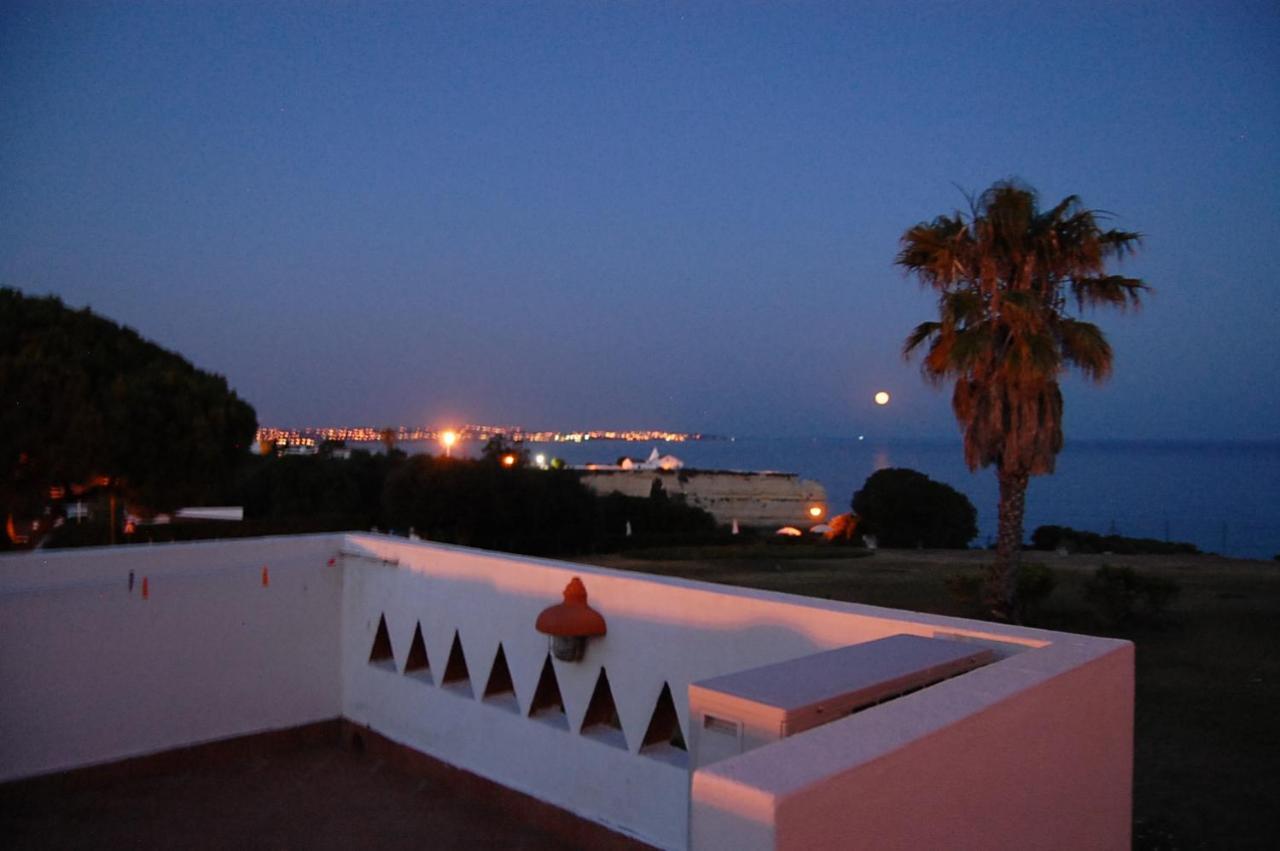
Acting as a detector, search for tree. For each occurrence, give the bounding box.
[897,181,1146,618]
[852,468,977,549]
[480,434,527,468]
[1,288,257,543]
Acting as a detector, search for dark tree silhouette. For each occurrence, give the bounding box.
[1,288,257,543]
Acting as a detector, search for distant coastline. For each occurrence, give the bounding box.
[256,424,729,445]
[249,432,1278,557]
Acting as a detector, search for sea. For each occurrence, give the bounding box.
[370,437,1280,560]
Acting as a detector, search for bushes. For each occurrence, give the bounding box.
[382,455,601,555]
[380,455,719,556]
[947,562,1057,624]
[1031,524,1199,555]
[1015,562,1057,622]
[947,561,1180,626]
[852,468,977,549]
[1084,565,1181,625]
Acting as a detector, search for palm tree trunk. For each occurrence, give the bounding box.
[987,469,1029,620]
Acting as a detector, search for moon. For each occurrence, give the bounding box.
[874,391,891,406]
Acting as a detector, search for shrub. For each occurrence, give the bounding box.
[945,572,984,615]
[1031,524,1199,556]
[852,468,977,548]
[1083,565,1182,625]
[947,562,1056,623]
[381,457,718,556]
[1015,562,1057,623]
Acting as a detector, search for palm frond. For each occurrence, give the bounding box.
[1099,228,1142,258]
[1057,319,1113,382]
[1071,275,1148,311]
[902,321,941,358]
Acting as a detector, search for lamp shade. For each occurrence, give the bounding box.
[536,577,607,638]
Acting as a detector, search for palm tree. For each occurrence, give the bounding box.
[897,180,1147,619]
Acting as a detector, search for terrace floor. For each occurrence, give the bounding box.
[1,722,652,851]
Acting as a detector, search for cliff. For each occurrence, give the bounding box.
[577,469,828,529]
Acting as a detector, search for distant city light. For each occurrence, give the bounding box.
[441,429,458,458]
[255,425,712,446]
[874,391,891,406]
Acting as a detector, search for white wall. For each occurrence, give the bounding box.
[0,533,1132,851]
[690,639,1133,850]
[335,535,1067,850]
[0,535,345,781]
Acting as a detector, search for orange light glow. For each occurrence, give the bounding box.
[808,505,824,519]
[501,454,517,467]
[440,429,458,457]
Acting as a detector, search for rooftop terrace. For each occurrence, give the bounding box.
[1,721,646,850]
[0,533,1133,849]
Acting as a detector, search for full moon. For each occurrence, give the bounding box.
[874,391,891,406]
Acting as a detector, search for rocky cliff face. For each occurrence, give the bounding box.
[578,469,828,529]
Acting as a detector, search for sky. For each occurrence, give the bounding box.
[2,1,1278,440]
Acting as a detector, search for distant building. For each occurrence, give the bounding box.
[617,447,684,471]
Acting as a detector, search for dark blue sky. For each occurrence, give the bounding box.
[3,1,1277,439]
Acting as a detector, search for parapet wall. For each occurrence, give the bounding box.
[0,534,1132,850]
[0,535,344,782]
[690,640,1134,850]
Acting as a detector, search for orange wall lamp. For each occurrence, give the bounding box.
[536,577,607,662]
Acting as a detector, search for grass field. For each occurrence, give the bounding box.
[572,545,1280,849]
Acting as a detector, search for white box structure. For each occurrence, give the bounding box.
[0,534,1133,850]
[688,634,995,767]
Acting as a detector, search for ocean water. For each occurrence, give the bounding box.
[463,437,1280,560]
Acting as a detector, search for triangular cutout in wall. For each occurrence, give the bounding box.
[440,630,472,695]
[403,621,431,682]
[580,667,627,749]
[640,682,688,764]
[482,643,519,712]
[528,654,568,730]
[368,613,395,670]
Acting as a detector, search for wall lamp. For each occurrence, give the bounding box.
[535,577,607,662]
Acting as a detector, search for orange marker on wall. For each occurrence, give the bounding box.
[261,565,270,587]
[142,577,149,600]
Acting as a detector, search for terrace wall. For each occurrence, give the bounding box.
[0,534,1132,850]
[690,641,1133,850]
[335,534,1070,850]
[0,535,344,781]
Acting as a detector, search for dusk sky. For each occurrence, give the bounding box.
[3,1,1277,440]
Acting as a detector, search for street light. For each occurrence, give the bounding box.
[441,430,458,458]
